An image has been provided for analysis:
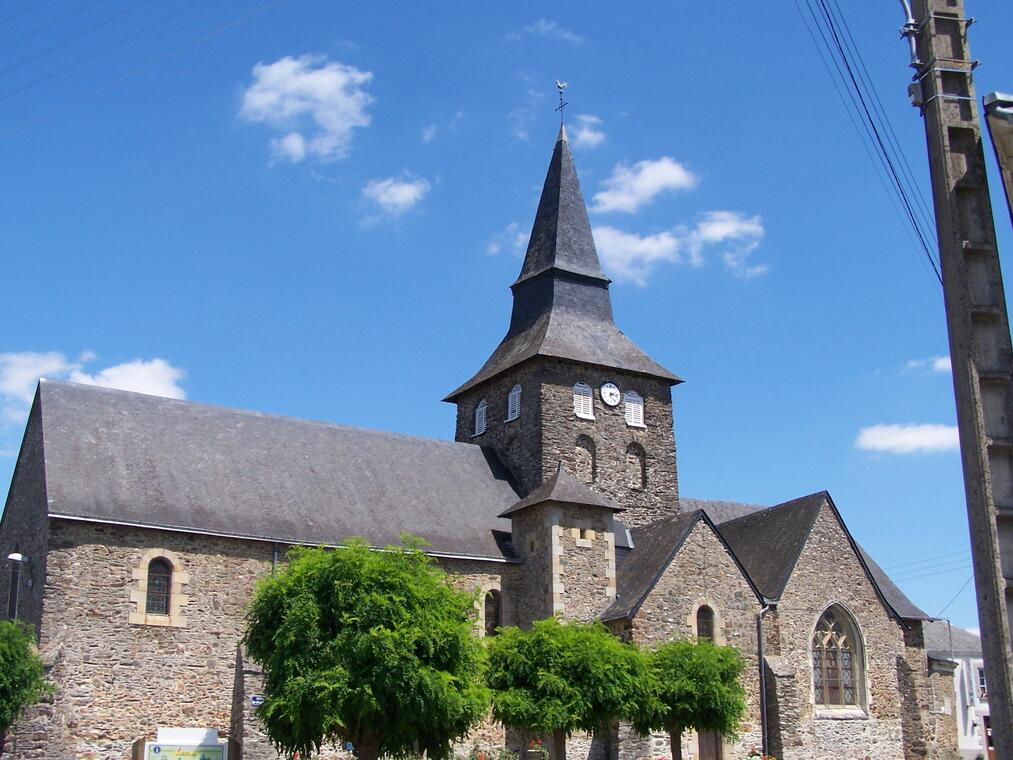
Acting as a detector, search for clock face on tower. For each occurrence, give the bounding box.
[600,382,621,407]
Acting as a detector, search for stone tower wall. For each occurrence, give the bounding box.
[454,358,678,526]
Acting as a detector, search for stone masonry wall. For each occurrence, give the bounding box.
[454,358,678,527]
[0,401,49,636]
[454,362,545,496]
[625,520,763,760]
[772,504,908,760]
[3,519,512,760]
[536,361,677,528]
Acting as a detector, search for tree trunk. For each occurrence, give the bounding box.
[668,728,683,760]
[551,728,566,760]
[354,732,383,760]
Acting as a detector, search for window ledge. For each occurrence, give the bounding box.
[471,432,486,438]
[626,422,646,429]
[504,416,519,424]
[814,707,867,720]
[574,413,596,421]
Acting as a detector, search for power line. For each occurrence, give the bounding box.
[0,0,156,77]
[1,0,287,137]
[892,563,972,583]
[882,548,971,572]
[1,0,106,52]
[0,0,203,104]
[1,0,55,27]
[936,574,975,617]
[794,0,943,285]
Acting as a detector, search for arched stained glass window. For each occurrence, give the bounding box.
[484,589,502,637]
[812,606,863,707]
[696,605,715,642]
[145,558,172,616]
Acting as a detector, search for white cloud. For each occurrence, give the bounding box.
[420,111,465,144]
[571,114,605,149]
[362,174,431,218]
[855,423,959,454]
[238,54,373,163]
[487,222,528,256]
[593,211,767,286]
[905,355,951,373]
[68,359,186,400]
[592,227,680,287]
[591,157,698,213]
[421,124,438,143]
[688,211,767,278]
[508,19,586,44]
[0,352,186,428]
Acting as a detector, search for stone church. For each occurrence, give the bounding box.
[0,126,961,760]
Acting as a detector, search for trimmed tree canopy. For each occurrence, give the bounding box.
[634,639,746,760]
[0,620,49,751]
[485,617,653,757]
[243,539,489,760]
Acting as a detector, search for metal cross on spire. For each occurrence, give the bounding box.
[554,80,568,124]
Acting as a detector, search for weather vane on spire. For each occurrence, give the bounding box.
[555,80,568,124]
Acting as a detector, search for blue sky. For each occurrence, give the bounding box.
[2,0,1012,632]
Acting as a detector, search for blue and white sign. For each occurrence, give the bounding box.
[250,695,265,707]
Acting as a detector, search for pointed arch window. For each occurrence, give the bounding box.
[696,605,715,642]
[626,442,646,490]
[812,606,864,707]
[506,385,521,422]
[573,383,594,420]
[624,390,644,427]
[474,400,488,436]
[145,558,172,616]
[484,589,502,637]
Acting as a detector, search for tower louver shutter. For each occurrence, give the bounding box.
[624,391,644,427]
[474,400,488,435]
[507,385,521,421]
[573,383,594,420]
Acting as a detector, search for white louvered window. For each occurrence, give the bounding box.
[506,384,521,422]
[573,383,594,420]
[624,390,644,427]
[474,400,488,436]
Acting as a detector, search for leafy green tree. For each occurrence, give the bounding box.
[485,617,653,760]
[243,539,489,760]
[0,620,50,757]
[633,639,746,760]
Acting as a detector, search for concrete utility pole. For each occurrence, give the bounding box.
[902,0,1013,753]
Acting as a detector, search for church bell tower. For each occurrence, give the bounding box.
[445,126,682,528]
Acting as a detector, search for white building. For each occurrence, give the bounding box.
[925,619,992,759]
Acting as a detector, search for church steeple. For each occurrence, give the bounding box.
[445,129,680,401]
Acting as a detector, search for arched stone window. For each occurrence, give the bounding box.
[474,400,488,436]
[696,605,715,642]
[484,589,502,637]
[575,435,597,483]
[129,549,189,627]
[626,442,646,490]
[812,606,864,707]
[145,558,172,615]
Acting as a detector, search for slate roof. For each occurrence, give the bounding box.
[715,493,826,602]
[24,380,520,560]
[498,462,622,517]
[923,619,982,659]
[445,129,679,401]
[608,494,931,622]
[602,511,762,622]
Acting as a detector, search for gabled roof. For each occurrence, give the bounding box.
[715,492,825,602]
[498,462,622,518]
[445,129,679,401]
[923,619,982,659]
[24,380,521,560]
[601,510,761,622]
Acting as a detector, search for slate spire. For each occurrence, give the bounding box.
[513,124,610,287]
[445,129,680,401]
